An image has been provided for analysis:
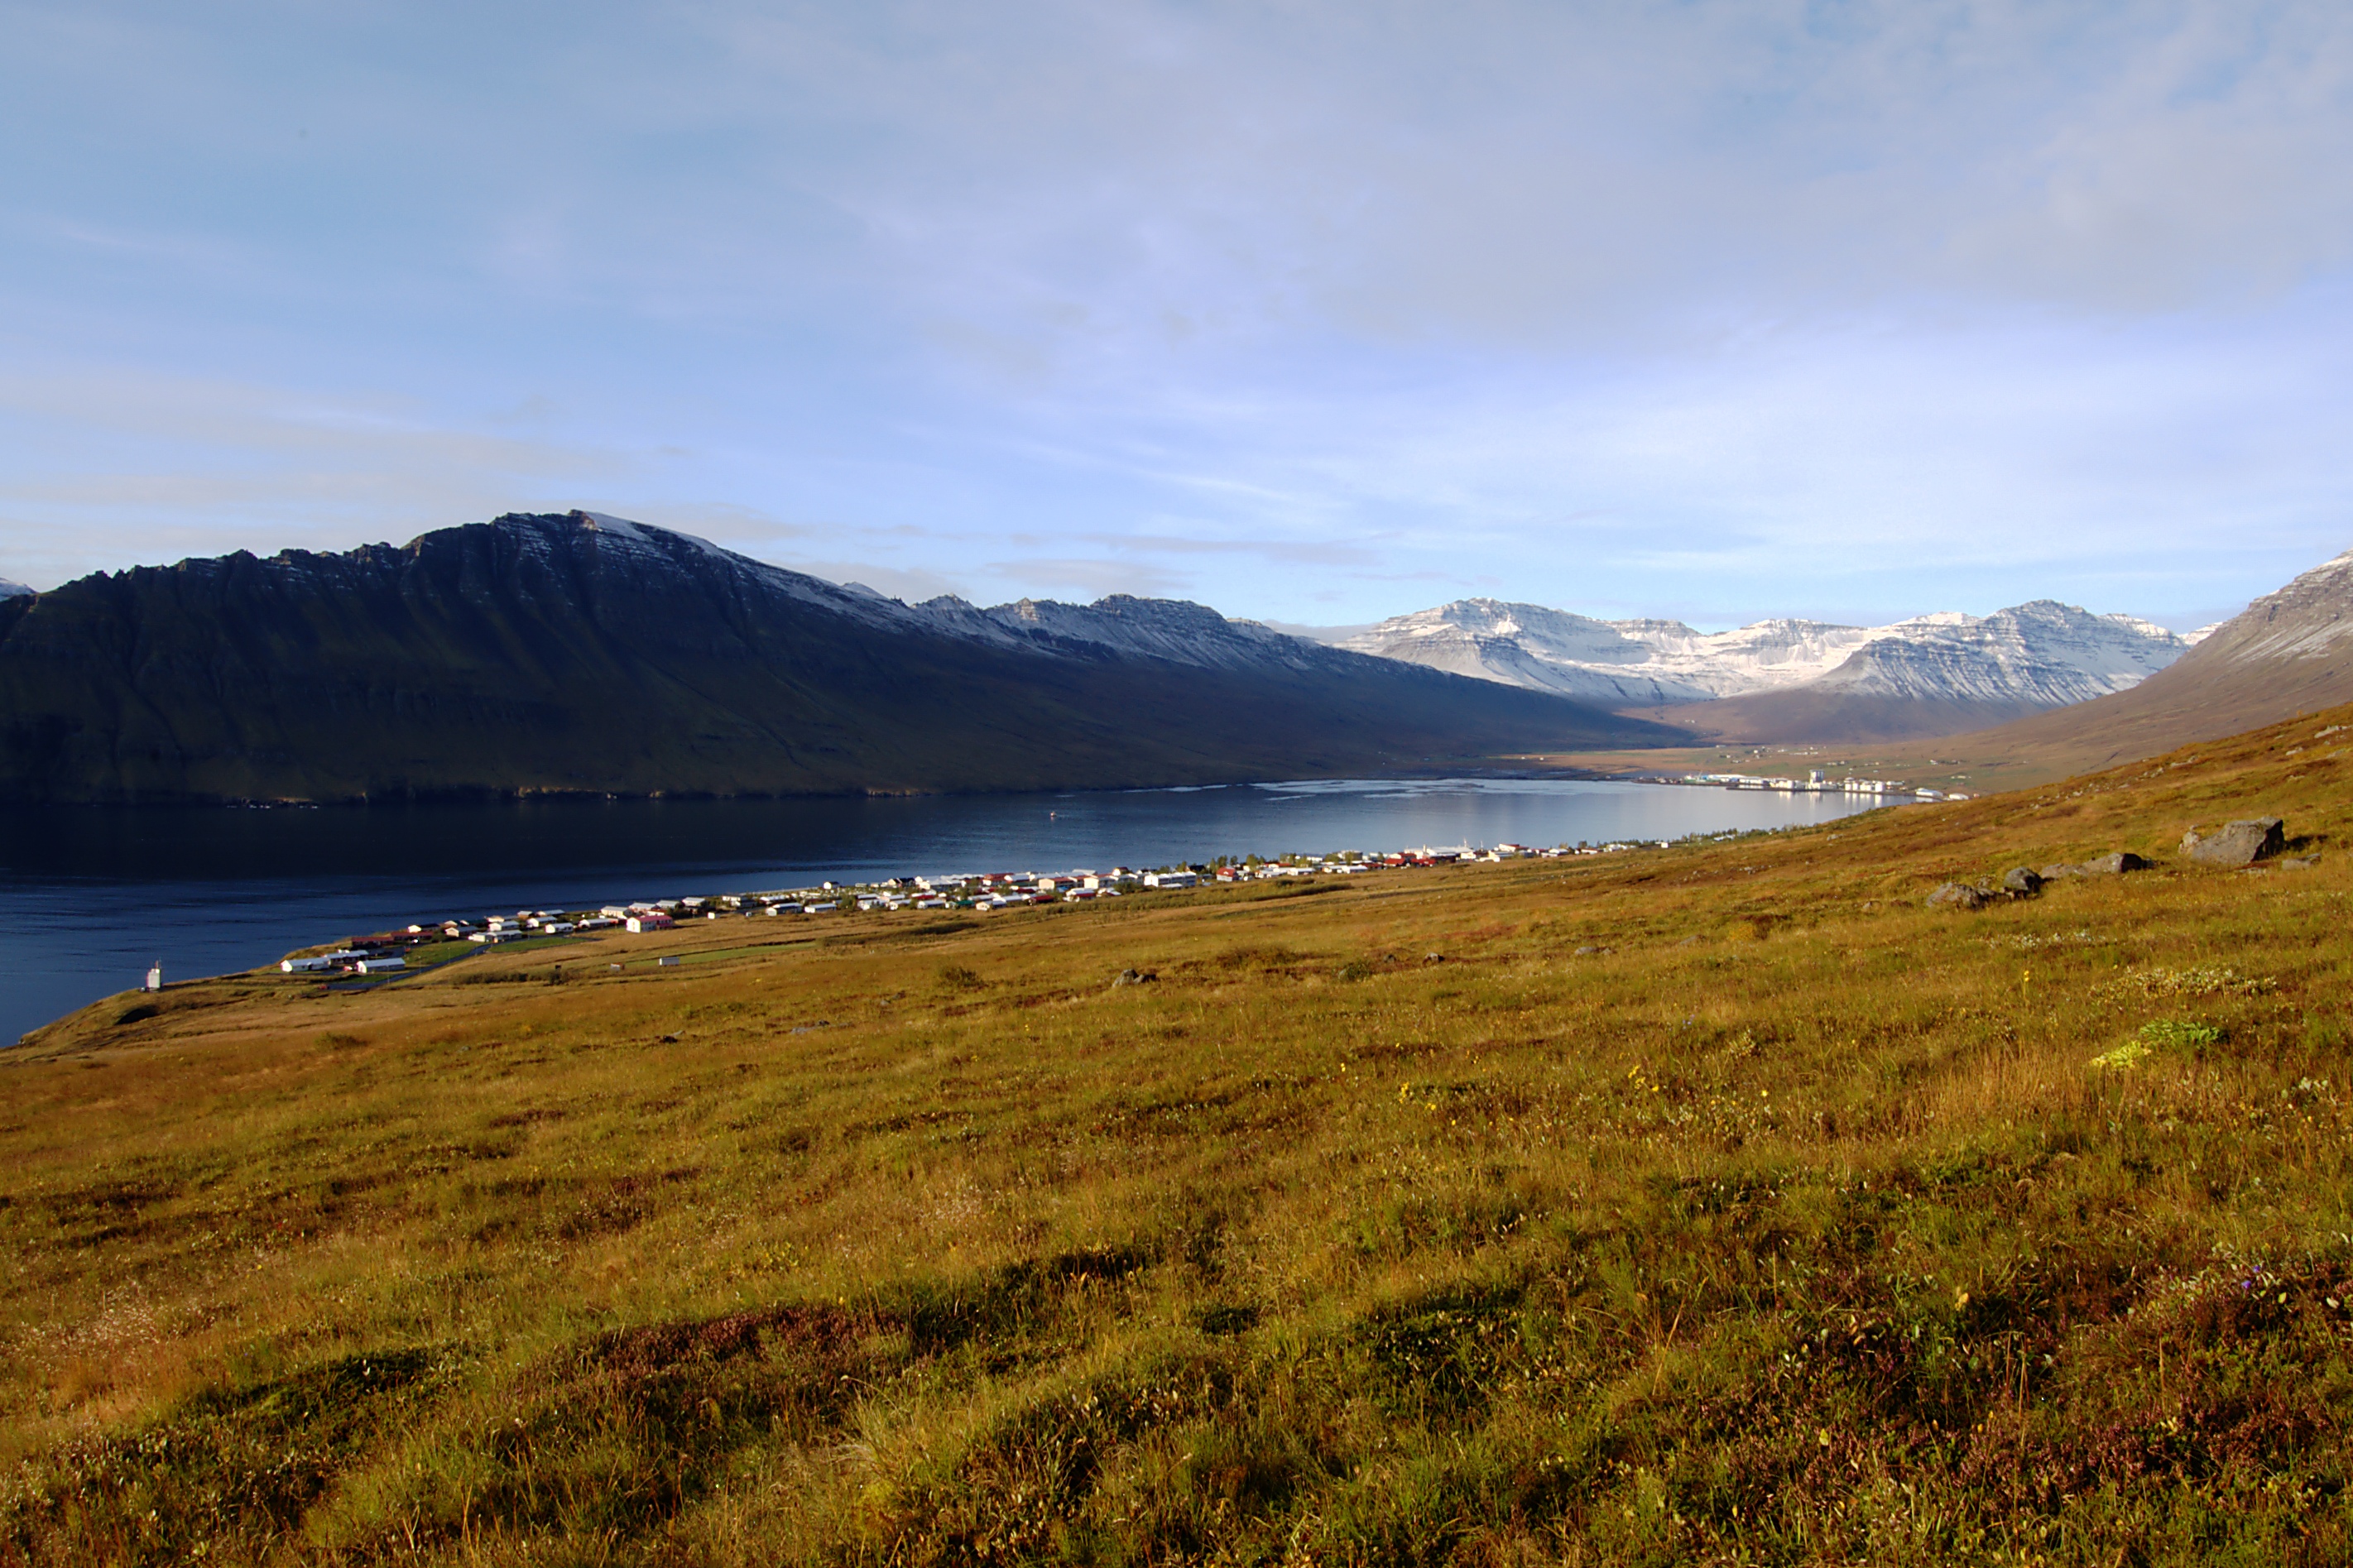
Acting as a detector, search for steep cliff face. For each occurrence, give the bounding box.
[1801,602,2187,704]
[0,512,1671,803]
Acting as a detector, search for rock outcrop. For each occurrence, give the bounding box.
[2041,851,2153,878]
[2180,819,2286,867]
[2083,851,2154,875]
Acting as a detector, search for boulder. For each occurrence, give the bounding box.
[2038,863,2088,880]
[1111,968,1156,987]
[2082,851,2153,875]
[2000,866,2043,897]
[1927,882,1991,910]
[2180,819,2285,868]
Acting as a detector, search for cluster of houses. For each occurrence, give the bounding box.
[276,842,1649,976]
[1682,770,1965,801]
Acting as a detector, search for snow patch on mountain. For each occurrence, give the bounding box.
[0,577,32,599]
[952,595,1338,672]
[2202,547,2353,664]
[498,513,1351,674]
[1338,600,1882,704]
[1341,595,2190,712]
[1808,602,2190,705]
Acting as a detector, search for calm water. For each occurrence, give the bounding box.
[0,779,1890,1042]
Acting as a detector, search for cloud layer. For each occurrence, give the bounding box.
[1,0,2347,626]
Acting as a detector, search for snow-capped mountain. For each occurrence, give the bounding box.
[1801,602,2190,707]
[908,593,1351,674]
[0,577,31,600]
[1913,544,2353,772]
[2189,545,2353,666]
[1337,601,1882,704]
[1337,596,2189,716]
[0,511,1671,804]
[577,515,1340,674]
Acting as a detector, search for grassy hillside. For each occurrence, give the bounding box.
[6,704,2353,1563]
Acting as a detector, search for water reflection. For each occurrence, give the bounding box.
[0,779,1888,1041]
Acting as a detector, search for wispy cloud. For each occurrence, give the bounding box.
[1,2,2349,618]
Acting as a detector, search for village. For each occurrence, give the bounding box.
[1676,768,1960,799]
[264,765,1947,981]
[271,832,1762,978]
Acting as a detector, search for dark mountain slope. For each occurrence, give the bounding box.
[0,512,1672,803]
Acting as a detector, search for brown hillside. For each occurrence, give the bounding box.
[1901,544,2353,779]
[1623,686,2040,746]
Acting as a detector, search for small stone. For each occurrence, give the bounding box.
[1926,882,1991,910]
[2181,818,2286,867]
[1111,968,1155,986]
[2280,855,2322,870]
[2000,866,2043,897]
[2082,851,2153,875]
[2038,863,2087,880]
[1423,952,1445,964]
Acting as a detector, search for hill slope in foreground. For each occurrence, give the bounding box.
[0,511,1665,804]
[9,705,2353,1563]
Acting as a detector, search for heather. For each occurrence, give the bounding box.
[5,707,2351,1565]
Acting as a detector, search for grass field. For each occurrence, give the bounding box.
[6,705,2353,1564]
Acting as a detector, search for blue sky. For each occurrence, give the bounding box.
[2,1,2350,630]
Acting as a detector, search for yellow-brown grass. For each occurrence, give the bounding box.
[6,705,2353,1563]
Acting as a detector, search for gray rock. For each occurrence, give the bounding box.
[2038,863,2088,880]
[1927,882,1991,910]
[2280,855,2321,871]
[2082,851,2153,875]
[2000,866,2043,896]
[1111,967,1156,986]
[2181,818,2286,867]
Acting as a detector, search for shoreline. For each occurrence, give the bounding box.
[3,775,1913,1043]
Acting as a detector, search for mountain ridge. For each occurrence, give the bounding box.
[1338,594,2191,744]
[0,511,1672,804]
[1893,544,2353,774]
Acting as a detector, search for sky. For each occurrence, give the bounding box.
[2,2,2351,631]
